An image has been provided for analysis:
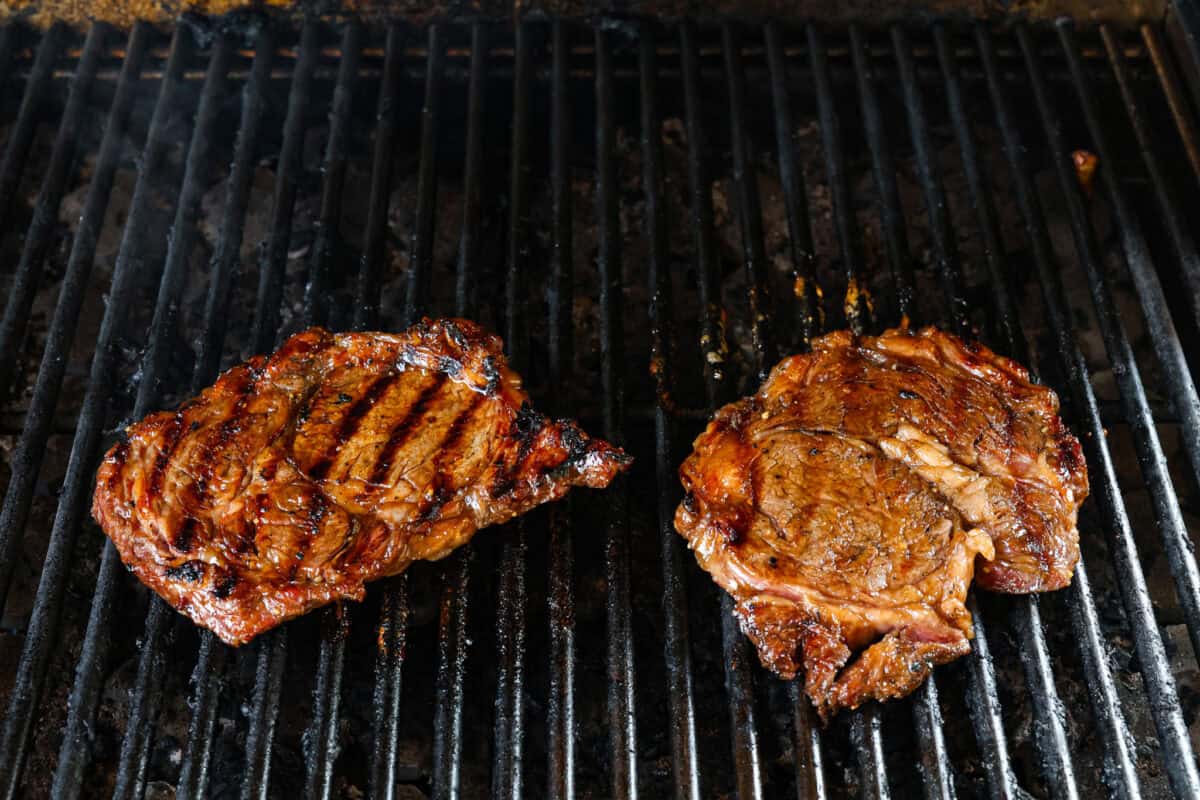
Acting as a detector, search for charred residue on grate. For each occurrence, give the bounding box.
[0,14,1199,800]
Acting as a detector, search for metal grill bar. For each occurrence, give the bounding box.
[854,28,962,800]
[196,27,274,384]
[455,23,487,318]
[241,630,288,800]
[0,20,147,798]
[0,23,61,232]
[489,20,527,800]
[679,20,764,799]
[0,25,186,799]
[807,25,869,336]
[370,23,448,799]
[718,23,773,800]
[299,21,365,800]
[958,30,1144,797]
[402,25,444,326]
[103,34,235,800]
[901,28,1084,797]
[806,24,891,800]
[764,23,819,351]
[762,27,828,797]
[422,24,474,800]
[177,635,224,799]
[1052,23,1200,658]
[354,23,402,331]
[724,24,776,379]
[596,26,639,800]
[850,709,890,800]
[545,20,577,800]
[981,23,1200,798]
[251,20,318,355]
[0,22,104,604]
[640,26,702,800]
[1102,25,1200,333]
[166,30,275,800]
[1140,23,1200,186]
[238,21,323,800]
[305,20,362,328]
[893,26,1079,800]
[247,20,365,798]
[356,31,406,799]
[849,25,917,324]
[0,24,104,388]
[1046,15,1200,668]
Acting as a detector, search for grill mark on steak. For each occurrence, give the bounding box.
[368,373,447,487]
[183,365,259,513]
[92,319,631,646]
[147,413,186,499]
[419,393,485,522]
[291,491,329,580]
[308,371,400,482]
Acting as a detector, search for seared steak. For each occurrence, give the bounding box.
[93,318,630,645]
[675,327,1087,718]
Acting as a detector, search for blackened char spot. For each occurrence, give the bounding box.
[438,356,463,377]
[173,518,199,552]
[165,560,204,582]
[559,422,590,464]
[898,389,919,400]
[213,572,238,598]
[492,404,545,498]
[681,492,698,515]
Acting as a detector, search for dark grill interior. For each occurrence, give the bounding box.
[1,11,1200,799]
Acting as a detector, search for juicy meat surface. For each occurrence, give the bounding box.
[93,318,630,645]
[675,327,1087,718]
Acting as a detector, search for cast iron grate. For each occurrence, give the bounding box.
[0,11,1199,799]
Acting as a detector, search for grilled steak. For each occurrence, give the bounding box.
[675,327,1087,718]
[93,318,630,645]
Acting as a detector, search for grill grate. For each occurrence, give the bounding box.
[0,13,1199,799]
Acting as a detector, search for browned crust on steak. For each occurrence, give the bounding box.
[93,318,630,645]
[674,326,1086,719]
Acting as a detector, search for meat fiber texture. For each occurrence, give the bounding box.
[92,318,630,645]
[675,327,1087,719]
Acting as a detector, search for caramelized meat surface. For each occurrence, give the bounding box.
[93,318,630,645]
[675,327,1087,718]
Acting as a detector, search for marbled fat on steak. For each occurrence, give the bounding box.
[675,327,1087,719]
[93,318,631,645]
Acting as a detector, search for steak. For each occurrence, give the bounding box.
[93,318,631,645]
[675,327,1087,718]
